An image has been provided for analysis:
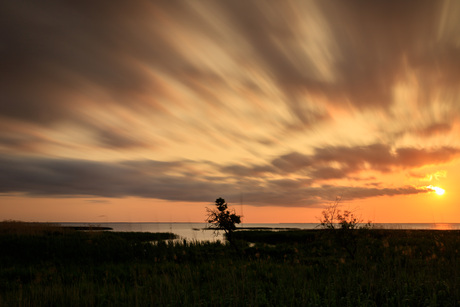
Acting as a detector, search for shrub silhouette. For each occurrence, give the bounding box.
[318,196,372,259]
[319,196,371,230]
[206,198,241,246]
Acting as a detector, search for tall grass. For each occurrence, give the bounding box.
[1,222,460,306]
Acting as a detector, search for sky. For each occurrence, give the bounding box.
[1,0,460,223]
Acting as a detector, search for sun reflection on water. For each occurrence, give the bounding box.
[432,223,454,230]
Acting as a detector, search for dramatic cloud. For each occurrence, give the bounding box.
[312,145,460,174]
[1,0,460,212]
[0,155,229,201]
[229,144,460,182]
[0,145,450,207]
[214,142,455,202]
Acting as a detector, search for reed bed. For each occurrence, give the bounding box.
[1,222,460,306]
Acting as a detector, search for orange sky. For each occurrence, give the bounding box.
[1,1,460,223]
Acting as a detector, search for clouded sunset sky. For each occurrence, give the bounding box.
[2,0,460,223]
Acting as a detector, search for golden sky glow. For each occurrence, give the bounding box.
[1,1,460,222]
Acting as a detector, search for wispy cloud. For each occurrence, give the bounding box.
[1,0,460,210]
[0,144,452,206]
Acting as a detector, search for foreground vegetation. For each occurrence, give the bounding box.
[1,221,460,306]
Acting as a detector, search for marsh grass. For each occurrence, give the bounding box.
[1,222,460,306]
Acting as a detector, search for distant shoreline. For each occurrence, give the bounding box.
[197,227,302,231]
[62,226,113,231]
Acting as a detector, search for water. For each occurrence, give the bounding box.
[61,222,227,242]
[60,222,460,242]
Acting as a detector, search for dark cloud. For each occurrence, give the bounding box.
[220,164,276,177]
[272,152,312,173]
[0,1,192,127]
[316,185,430,201]
[235,184,430,207]
[310,144,460,178]
[0,134,42,152]
[415,123,453,137]
[310,167,348,180]
[0,154,432,207]
[267,179,310,190]
[221,144,460,182]
[396,147,459,168]
[0,155,230,201]
[313,144,395,172]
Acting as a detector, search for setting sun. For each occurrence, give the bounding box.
[428,186,445,196]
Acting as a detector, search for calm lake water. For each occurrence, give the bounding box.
[60,222,460,242]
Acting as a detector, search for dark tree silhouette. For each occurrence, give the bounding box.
[206,197,241,243]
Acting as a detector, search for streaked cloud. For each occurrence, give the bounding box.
[1,0,460,210]
[1,143,455,206]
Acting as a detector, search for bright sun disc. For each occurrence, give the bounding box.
[428,186,445,196]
